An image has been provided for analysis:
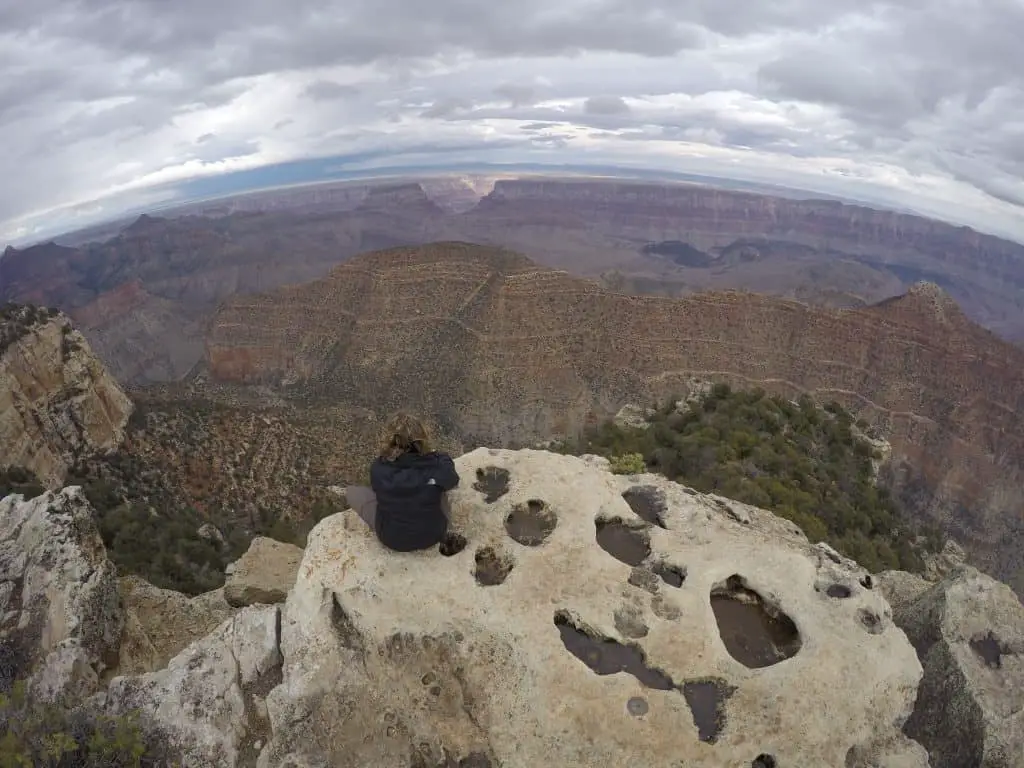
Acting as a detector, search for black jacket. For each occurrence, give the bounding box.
[369,450,460,551]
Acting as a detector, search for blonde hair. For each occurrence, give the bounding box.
[378,412,433,461]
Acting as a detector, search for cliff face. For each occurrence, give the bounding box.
[0,305,132,486]
[204,244,1024,593]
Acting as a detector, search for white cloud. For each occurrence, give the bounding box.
[2,0,1024,244]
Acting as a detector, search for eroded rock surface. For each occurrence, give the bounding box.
[894,567,1024,768]
[0,310,132,487]
[114,575,238,675]
[256,448,924,767]
[225,537,304,607]
[0,488,122,703]
[96,605,282,767]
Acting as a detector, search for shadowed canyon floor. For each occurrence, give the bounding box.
[197,242,1024,596]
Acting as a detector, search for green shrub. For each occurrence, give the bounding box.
[0,681,169,768]
[608,452,646,475]
[569,388,937,573]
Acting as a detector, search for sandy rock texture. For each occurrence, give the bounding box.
[256,448,926,768]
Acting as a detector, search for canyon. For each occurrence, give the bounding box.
[3,177,1023,386]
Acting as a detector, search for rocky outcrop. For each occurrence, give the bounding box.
[114,575,237,676]
[255,448,925,767]
[224,537,304,608]
[0,487,122,703]
[0,307,132,486]
[96,605,282,767]
[894,567,1024,768]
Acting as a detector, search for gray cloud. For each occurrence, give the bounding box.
[2,0,1024,243]
[584,95,630,115]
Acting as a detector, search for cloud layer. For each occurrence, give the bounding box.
[4,0,1024,243]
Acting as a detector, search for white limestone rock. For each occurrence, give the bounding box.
[96,605,282,767]
[0,487,122,703]
[224,537,304,607]
[257,448,925,767]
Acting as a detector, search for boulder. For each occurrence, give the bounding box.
[224,537,304,607]
[0,487,122,704]
[895,567,1024,768]
[113,575,238,675]
[96,605,282,767]
[256,448,925,767]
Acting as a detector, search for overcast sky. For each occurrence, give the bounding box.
[4,0,1024,245]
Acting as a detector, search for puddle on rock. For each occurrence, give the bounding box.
[652,561,686,588]
[504,500,558,546]
[595,518,651,566]
[555,611,737,744]
[473,466,510,503]
[554,611,674,690]
[825,584,852,599]
[969,631,1003,669]
[622,486,668,529]
[681,678,737,744]
[711,575,801,668]
[473,546,513,586]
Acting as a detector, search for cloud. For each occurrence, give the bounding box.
[2,0,1024,244]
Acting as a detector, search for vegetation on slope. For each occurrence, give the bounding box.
[554,384,941,573]
[0,467,44,500]
[0,680,167,768]
[0,303,59,355]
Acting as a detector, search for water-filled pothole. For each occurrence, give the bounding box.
[752,754,777,768]
[711,575,801,668]
[439,532,468,557]
[622,486,668,529]
[555,610,673,689]
[473,546,514,586]
[826,584,852,598]
[652,561,686,588]
[681,678,737,744]
[504,500,558,546]
[969,631,1003,669]
[473,466,510,503]
[554,611,734,743]
[595,518,651,566]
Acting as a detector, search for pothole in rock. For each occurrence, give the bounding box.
[621,486,668,529]
[681,678,737,744]
[554,610,674,689]
[858,608,884,635]
[711,575,801,668]
[473,546,514,587]
[751,754,777,768]
[652,561,686,588]
[439,532,468,557]
[504,500,558,546]
[473,466,510,503]
[595,518,651,566]
[555,611,734,743]
[969,630,1004,669]
[815,581,853,599]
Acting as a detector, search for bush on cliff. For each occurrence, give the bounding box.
[555,384,937,573]
[0,680,171,768]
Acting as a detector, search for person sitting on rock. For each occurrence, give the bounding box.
[346,412,461,552]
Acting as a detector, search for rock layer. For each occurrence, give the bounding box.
[257,448,924,767]
[0,309,132,486]
[204,242,1024,595]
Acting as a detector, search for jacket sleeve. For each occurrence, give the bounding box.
[433,453,461,491]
